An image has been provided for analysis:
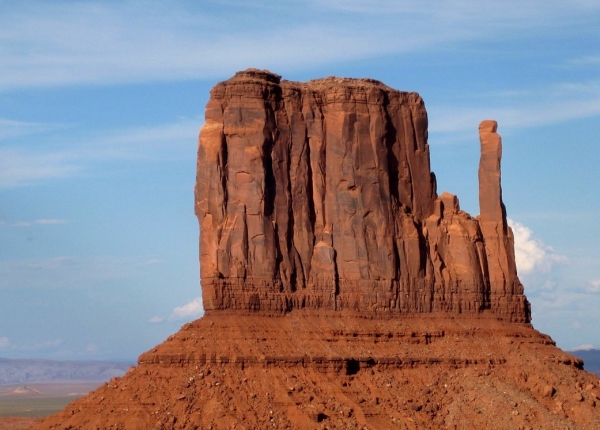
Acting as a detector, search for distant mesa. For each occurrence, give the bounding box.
[30,70,600,429]
[196,69,529,322]
[0,358,132,385]
[570,348,600,377]
[11,385,42,395]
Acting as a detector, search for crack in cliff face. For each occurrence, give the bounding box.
[385,109,400,205]
[196,69,530,322]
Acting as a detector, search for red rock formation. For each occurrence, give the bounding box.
[29,71,600,430]
[478,120,528,320]
[195,69,529,322]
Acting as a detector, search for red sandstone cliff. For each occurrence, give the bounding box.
[195,69,529,322]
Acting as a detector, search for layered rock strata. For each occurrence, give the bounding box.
[195,69,529,322]
[32,314,600,429]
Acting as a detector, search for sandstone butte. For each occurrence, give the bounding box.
[31,70,600,429]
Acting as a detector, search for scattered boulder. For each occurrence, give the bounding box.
[543,385,556,398]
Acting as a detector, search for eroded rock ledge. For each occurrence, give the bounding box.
[195,69,530,322]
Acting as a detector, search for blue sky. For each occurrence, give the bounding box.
[1,0,600,360]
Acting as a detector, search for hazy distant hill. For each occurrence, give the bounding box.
[569,349,600,376]
[0,358,132,385]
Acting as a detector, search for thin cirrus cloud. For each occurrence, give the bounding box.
[1,1,599,90]
[0,2,388,89]
[428,81,600,141]
[0,148,81,188]
[316,0,600,21]
[0,119,67,140]
[1,2,599,191]
[13,219,68,227]
[98,118,201,160]
[564,54,600,67]
[0,118,200,188]
[0,255,160,289]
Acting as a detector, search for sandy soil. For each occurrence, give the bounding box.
[0,416,38,430]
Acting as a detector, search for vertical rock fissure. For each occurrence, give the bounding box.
[285,121,298,292]
[385,110,400,204]
[220,132,228,216]
[402,112,415,214]
[262,141,276,218]
[303,125,316,282]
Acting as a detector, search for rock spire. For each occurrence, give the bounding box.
[478,119,526,319]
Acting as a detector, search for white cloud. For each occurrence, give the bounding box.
[169,297,203,321]
[0,255,159,289]
[0,2,380,89]
[508,218,566,274]
[317,0,600,21]
[570,344,596,351]
[1,1,599,190]
[586,279,600,293]
[0,117,199,188]
[0,1,599,90]
[0,337,11,348]
[148,316,164,324]
[0,147,81,188]
[0,118,67,140]
[31,219,68,225]
[565,54,600,67]
[14,219,68,227]
[86,343,99,353]
[92,119,201,161]
[428,80,600,141]
[139,259,163,266]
